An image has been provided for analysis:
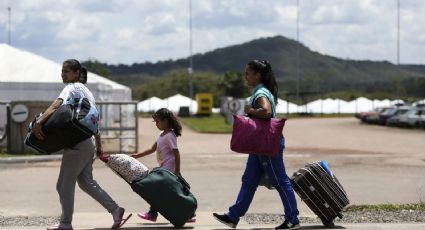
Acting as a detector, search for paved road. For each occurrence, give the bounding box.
[1,117,425,229]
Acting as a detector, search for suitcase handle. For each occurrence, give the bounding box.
[177,175,191,190]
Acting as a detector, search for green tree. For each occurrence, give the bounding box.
[219,71,249,98]
[131,69,221,101]
[82,59,112,79]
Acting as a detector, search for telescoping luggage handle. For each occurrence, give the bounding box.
[177,175,191,190]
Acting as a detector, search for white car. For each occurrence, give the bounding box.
[398,108,425,128]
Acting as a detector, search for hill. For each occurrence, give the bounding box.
[104,35,424,79]
[84,35,425,100]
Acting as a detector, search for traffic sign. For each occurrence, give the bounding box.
[228,99,241,113]
[11,104,29,123]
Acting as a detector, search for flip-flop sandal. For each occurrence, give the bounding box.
[111,213,132,229]
[46,224,73,230]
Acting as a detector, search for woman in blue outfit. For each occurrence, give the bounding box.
[213,60,300,230]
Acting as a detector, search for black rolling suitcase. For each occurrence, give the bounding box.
[130,167,197,228]
[291,161,349,227]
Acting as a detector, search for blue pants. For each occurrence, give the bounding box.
[227,138,299,224]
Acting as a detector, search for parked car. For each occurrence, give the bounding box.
[355,107,385,122]
[386,106,414,127]
[364,107,394,124]
[398,107,425,128]
[376,106,411,125]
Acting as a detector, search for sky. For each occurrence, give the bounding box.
[0,0,424,65]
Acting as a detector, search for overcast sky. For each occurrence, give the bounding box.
[1,0,424,65]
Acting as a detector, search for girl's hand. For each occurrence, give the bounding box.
[98,154,109,163]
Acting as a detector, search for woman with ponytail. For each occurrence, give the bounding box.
[213,60,300,230]
[33,59,129,230]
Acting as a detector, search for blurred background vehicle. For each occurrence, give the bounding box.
[398,107,425,128]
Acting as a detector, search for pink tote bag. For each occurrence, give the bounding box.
[230,115,286,156]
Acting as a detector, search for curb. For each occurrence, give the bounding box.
[0,155,62,164]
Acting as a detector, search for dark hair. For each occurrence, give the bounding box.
[247,60,278,104]
[79,67,87,84]
[152,108,182,136]
[63,59,88,84]
[63,59,81,72]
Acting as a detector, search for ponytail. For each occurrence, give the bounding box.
[80,67,87,84]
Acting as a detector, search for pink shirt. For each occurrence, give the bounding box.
[156,131,178,173]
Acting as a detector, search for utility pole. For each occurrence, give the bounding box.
[188,0,194,99]
[396,0,401,100]
[187,0,194,114]
[397,0,400,67]
[296,0,300,102]
[8,7,11,45]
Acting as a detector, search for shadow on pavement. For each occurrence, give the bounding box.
[94,225,194,230]
[210,225,346,230]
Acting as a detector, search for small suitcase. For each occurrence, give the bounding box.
[130,167,197,228]
[291,161,349,227]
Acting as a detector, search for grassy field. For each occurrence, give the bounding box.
[179,113,355,133]
[180,114,233,133]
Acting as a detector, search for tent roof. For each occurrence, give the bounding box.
[137,97,166,112]
[164,94,193,102]
[138,96,164,104]
[163,94,197,113]
[0,44,129,90]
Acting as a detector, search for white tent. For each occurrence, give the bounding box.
[413,99,425,106]
[0,43,131,127]
[276,98,300,114]
[305,99,324,113]
[304,98,348,114]
[373,99,392,108]
[0,44,131,102]
[163,94,197,113]
[137,97,166,112]
[390,99,404,105]
[341,97,374,113]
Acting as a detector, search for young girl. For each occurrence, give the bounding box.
[132,108,195,223]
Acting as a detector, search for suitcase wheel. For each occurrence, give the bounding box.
[321,219,335,228]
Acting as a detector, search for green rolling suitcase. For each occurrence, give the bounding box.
[130,167,197,227]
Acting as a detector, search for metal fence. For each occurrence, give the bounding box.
[0,101,138,154]
[0,102,9,150]
[97,101,138,154]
